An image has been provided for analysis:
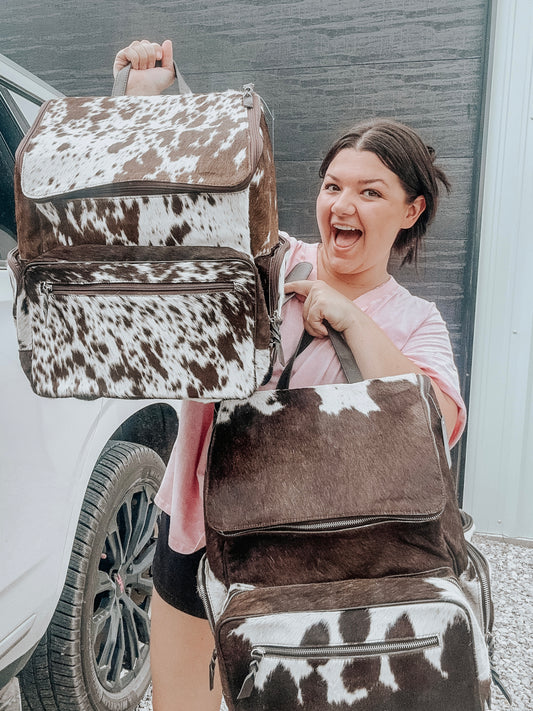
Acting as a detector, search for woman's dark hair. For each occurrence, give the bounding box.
[319,118,451,265]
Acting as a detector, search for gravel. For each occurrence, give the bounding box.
[473,534,533,711]
[137,534,532,711]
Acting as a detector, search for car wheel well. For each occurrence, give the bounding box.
[109,402,179,465]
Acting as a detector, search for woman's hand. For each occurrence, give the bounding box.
[284,280,359,337]
[113,39,175,95]
[284,279,458,435]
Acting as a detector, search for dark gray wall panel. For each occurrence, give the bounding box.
[188,59,482,160]
[0,1,487,90]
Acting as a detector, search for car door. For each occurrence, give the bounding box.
[0,54,179,711]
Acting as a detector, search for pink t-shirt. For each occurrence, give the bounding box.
[155,235,466,553]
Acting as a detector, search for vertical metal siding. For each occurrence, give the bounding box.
[464,0,533,539]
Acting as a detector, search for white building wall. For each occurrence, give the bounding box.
[464,0,533,539]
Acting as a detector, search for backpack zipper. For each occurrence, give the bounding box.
[197,555,221,691]
[237,636,440,700]
[197,555,217,635]
[267,234,290,315]
[33,178,256,201]
[465,541,493,634]
[242,84,262,174]
[39,280,235,326]
[463,545,512,706]
[221,510,443,537]
[264,235,291,371]
[19,92,264,202]
[6,248,22,285]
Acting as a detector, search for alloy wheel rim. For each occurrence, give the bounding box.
[91,483,159,693]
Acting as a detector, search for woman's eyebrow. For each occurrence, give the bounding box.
[325,173,388,186]
[358,178,388,186]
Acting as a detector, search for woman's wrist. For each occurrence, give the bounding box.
[338,302,366,339]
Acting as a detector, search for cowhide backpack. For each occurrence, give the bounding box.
[199,325,511,711]
[8,63,288,399]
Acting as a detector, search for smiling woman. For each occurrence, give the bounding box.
[316,149,425,294]
[114,39,470,711]
[317,118,451,271]
[283,119,458,435]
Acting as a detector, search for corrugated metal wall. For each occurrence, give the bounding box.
[1,0,490,478]
[464,0,533,540]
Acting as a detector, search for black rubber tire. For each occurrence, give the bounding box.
[19,441,165,711]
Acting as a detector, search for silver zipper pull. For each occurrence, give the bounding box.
[237,649,263,700]
[208,648,217,691]
[40,282,53,326]
[242,83,255,108]
[269,311,285,366]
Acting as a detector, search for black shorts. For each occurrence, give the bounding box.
[152,511,207,619]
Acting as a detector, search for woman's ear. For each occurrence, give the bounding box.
[402,195,426,228]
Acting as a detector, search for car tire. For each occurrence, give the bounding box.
[19,441,165,711]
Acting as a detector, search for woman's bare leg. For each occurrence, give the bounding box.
[150,589,222,711]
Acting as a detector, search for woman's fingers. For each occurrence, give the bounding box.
[301,290,329,336]
[112,39,175,95]
[131,40,151,69]
[160,39,174,71]
[128,40,157,70]
[284,280,311,300]
[284,280,329,336]
[113,39,169,76]
[285,279,356,336]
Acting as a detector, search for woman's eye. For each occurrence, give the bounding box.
[363,188,381,198]
[324,182,340,192]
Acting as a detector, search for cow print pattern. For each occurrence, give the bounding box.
[22,257,270,399]
[23,94,258,195]
[34,191,251,252]
[214,574,491,711]
[18,92,278,260]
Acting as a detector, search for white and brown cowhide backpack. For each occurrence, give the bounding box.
[199,331,511,711]
[9,67,287,399]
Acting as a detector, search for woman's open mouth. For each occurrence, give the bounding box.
[333,225,363,249]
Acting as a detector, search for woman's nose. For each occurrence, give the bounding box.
[331,192,356,216]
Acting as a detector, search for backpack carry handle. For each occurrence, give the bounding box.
[111,60,192,97]
[277,326,362,389]
[277,262,363,388]
[326,323,363,383]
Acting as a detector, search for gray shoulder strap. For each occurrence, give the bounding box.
[325,323,363,384]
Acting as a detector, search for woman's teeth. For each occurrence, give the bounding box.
[333,225,362,247]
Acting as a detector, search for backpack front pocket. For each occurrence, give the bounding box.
[18,245,270,399]
[204,567,491,711]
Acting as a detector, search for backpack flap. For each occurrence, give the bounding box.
[15,90,278,260]
[205,374,468,584]
[206,374,446,532]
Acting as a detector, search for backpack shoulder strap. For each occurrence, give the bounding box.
[277,324,362,389]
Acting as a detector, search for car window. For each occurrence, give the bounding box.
[0,92,23,260]
[0,132,17,258]
[8,89,41,126]
[0,85,41,261]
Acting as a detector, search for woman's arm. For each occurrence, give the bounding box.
[285,279,459,435]
[113,39,175,95]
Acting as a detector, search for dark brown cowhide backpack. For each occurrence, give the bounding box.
[8,63,287,400]
[199,327,510,711]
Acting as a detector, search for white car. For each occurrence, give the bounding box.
[0,53,180,711]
